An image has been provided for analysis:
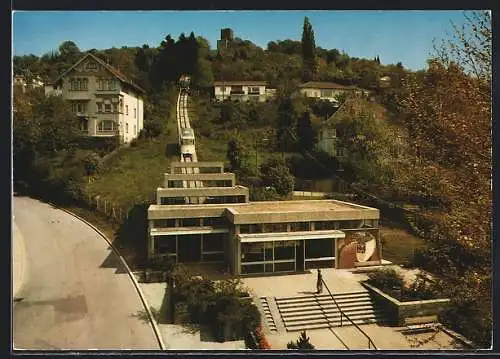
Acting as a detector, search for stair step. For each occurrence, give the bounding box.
[283,312,384,325]
[277,302,373,312]
[283,309,381,321]
[278,291,369,301]
[276,294,371,303]
[285,317,383,332]
[283,311,382,323]
[281,306,379,318]
[284,313,385,326]
[276,295,372,306]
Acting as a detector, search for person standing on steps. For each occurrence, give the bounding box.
[316,269,323,294]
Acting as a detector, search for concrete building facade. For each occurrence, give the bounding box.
[44,53,145,144]
[148,161,382,275]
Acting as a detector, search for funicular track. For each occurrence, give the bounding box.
[176,85,203,202]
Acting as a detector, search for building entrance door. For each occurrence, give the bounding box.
[296,240,305,271]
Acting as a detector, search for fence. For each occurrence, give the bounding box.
[82,192,131,224]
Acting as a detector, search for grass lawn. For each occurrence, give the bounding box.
[380,226,427,265]
[85,117,179,209]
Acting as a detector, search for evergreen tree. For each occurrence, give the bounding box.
[226,138,247,173]
[287,331,315,350]
[301,17,317,81]
[296,110,317,151]
[276,97,295,151]
[260,156,295,197]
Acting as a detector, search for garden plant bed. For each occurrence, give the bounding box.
[362,282,450,326]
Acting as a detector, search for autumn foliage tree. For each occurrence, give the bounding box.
[399,10,491,347]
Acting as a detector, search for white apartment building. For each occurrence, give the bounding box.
[45,53,145,144]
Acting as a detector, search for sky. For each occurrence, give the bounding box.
[12,10,469,71]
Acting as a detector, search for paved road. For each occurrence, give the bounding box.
[13,196,159,350]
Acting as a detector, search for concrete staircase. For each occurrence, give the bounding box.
[275,290,388,332]
[260,297,278,332]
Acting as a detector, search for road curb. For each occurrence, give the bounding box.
[53,204,166,351]
[12,220,27,299]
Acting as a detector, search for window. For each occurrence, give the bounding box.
[79,117,88,131]
[202,233,224,252]
[134,108,136,118]
[220,86,226,92]
[291,222,310,232]
[320,89,334,98]
[153,219,176,228]
[96,103,102,113]
[239,223,262,234]
[134,125,136,135]
[126,105,129,115]
[71,102,87,114]
[248,86,260,95]
[97,120,116,132]
[314,221,337,231]
[262,223,287,233]
[179,218,200,227]
[203,217,226,227]
[86,62,97,69]
[119,98,123,113]
[336,147,346,157]
[230,85,244,94]
[126,123,129,133]
[97,78,116,91]
[104,103,112,113]
[70,78,88,91]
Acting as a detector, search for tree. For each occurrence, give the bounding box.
[296,111,317,151]
[287,331,315,350]
[260,156,295,197]
[276,97,296,151]
[434,10,491,82]
[226,137,248,173]
[398,10,491,347]
[301,17,317,80]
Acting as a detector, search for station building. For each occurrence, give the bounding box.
[148,161,382,275]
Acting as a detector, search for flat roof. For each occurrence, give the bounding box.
[226,199,373,214]
[149,199,379,223]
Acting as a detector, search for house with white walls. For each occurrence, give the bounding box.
[45,53,145,144]
[298,81,368,105]
[213,81,274,102]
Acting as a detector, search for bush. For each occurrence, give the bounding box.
[82,152,101,176]
[169,264,261,341]
[287,330,315,350]
[367,268,404,292]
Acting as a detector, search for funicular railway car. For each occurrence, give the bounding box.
[180,127,195,160]
[179,75,191,93]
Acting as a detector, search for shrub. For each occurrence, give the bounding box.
[367,268,404,292]
[287,330,315,350]
[254,325,271,349]
[82,152,101,176]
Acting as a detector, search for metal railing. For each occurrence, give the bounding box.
[321,278,377,350]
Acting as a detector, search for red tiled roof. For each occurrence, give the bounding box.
[55,53,145,93]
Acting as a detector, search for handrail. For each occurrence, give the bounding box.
[321,278,377,350]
